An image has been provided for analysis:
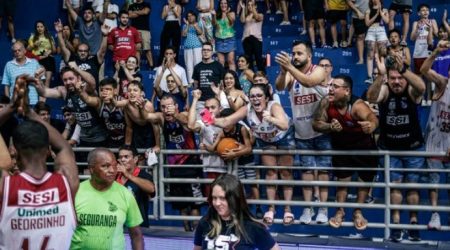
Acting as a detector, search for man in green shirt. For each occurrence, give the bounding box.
[71,148,144,250]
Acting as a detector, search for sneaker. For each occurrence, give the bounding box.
[266,9,271,14]
[314,195,320,203]
[315,207,328,224]
[321,44,331,49]
[365,195,375,204]
[428,212,441,230]
[390,228,403,242]
[276,10,283,14]
[300,29,307,35]
[332,41,339,49]
[340,41,348,48]
[11,38,16,44]
[365,77,373,85]
[408,222,421,241]
[280,21,291,25]
[299,208,315,224]
[311,43,317,49]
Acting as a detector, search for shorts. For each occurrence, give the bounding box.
[169,157,203,210]
[237,163,257,181]
[296,134,332,173]
[426,158,450,184]
[39,56,56,73]
[255,125,295,150]
[326,10,348,24]
[365,25,388,42]
[0,0,16,16]
[138,30,151,51]
[380,146,425,183]
[303,1,325,21]
[413,57,426,75]
[215,37,236,53]
[132,123,156,149]
[389,3,412,14]
[333,152,378,182]
[353,18,367,36]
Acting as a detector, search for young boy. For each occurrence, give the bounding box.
[188,89,226,197]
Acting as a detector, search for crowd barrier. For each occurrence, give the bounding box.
[72,148,450,240]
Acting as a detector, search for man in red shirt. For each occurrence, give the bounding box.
[108,10,142,64]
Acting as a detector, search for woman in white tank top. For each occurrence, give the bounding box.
[214,84,296,226]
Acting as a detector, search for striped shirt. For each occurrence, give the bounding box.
[2,57,41,105]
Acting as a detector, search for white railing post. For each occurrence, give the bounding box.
[384,153,391,240]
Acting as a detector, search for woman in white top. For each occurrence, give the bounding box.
[214,84,296,226]
[364,0,389,84]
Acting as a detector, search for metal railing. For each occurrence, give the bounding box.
[72,148,450,241]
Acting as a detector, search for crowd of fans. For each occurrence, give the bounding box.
[0,0,450,247]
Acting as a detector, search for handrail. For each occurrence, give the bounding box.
[69,147,450,241]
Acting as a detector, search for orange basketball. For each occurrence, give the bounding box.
[216,138,239,155]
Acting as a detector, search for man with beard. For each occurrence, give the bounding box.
[108,10,142,65]
[313,74,378,230]
[32,67,108,172]
[55,19,108,86]
[66,0,103,55]
[366,53,425,242]
[275,40,331,225]
[142,94,202,231]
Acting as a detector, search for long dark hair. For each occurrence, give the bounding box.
[216,0,230,19]
[32,20,53,45]
[205,174,264,243]
[223,70,242,90]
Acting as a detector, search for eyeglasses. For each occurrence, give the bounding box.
[330,84,348,89]
[249,93,264,99]
[319,64,332,68]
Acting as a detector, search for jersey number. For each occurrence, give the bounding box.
[440,122,450,133]
[21,236,50,250]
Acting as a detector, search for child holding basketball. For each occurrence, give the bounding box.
[210,108,263,218]
[188,89,226,197]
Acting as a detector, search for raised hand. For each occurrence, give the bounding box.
[192,89,202,100]
[54,19,63,32]
[101,24,110,36]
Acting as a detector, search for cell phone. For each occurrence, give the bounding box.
[200,108,214,125]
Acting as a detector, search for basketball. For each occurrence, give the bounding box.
[216,138,239,155]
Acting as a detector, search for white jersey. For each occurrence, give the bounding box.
[0,172,76,250]
[197,120,226,173]
[425,81,450,153]
[290,65,329,139]
[247,101,291,142]
[413,19,432,58]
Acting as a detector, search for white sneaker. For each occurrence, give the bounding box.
[299,208,315,224]
[315,207,328,224]
[428,212,441,230]
[280,21,291,25]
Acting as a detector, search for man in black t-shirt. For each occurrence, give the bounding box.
[116,145,155,227]
[129,0,153,69]
[192,42,225,115]
[55,19,109,86]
